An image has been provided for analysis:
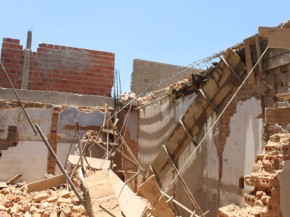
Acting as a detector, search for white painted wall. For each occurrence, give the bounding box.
[138,94,196,167]
[138,97,263,216]
[278,160,290,216]
[55,142,76,175]
[0,107,106,183]
[0,141,48,183]
[0,108,52,141]
[173,97,263,216]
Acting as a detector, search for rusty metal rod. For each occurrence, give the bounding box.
[161,191,199,217]
[35,124,84,204]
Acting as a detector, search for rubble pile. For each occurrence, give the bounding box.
[119,78,192,108]
[0,184,86,217]
[218,133,290,217]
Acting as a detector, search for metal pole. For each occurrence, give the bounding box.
[115,128,145,176]
[162,145,204,217]
[35,124,84,204]
[161,191,199,217]
[76,122,85,176]
[0,61,37,135]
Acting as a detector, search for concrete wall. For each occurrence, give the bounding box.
[131,59,199,94]
[173,97,262,216]
[137,96,263,216]
[0,88,114,107]
[0,38,114,96]
[0,141,48,183]
[0,98,109,183]
[138,94,196,167]
[278,160,290,216]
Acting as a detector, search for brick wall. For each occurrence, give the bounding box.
[0,38,23,89]
[0,38,114,96]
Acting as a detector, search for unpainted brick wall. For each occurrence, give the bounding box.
[0,38,114,96]
[0,38,23,89]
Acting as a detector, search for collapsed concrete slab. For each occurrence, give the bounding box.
[82,170,123,217]
[108,169,148,217]
[82,170,149,217]
[137,175,175,217]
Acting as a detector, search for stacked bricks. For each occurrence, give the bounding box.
[0,38,114,96]
[0,38,24,89]
[218,133,290,217]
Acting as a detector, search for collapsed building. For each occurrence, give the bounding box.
[1,20,290,217]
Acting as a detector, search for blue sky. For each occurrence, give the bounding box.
[1,1,290,92]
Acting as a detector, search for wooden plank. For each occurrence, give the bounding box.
[68,155,111,170]
[265,107,290,125]
[7,173,22,185]
[137,175,175,217]
[276,92,290,100]
[102,128,117,135]
[27,174,66,192]
[152,48,246,179]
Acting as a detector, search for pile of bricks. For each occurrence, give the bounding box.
[218,133,290,216]
[0,185,86,217]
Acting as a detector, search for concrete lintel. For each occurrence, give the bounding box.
[0,88,114,107]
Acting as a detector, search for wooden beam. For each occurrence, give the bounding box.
[265,107,290,125]
[276,92,290,100]
[7,173,22,185]
[27,174,66,192]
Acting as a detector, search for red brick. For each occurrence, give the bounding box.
[1,37,115,96]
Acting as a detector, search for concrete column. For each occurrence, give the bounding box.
[21,31,32,90]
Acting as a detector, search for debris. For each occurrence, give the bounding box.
[0,184,86,217]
